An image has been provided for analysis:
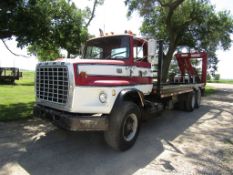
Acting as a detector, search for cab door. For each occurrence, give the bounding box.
[132,38,152,85]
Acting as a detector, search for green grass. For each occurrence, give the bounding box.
[0,71,35,121]
[208,79,233,84]
[205,85,216,96]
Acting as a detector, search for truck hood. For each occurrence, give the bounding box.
[56,58,130,66]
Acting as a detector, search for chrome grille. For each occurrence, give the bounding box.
[36,65,69,104]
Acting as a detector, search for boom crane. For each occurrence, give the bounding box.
[174,50,207,84]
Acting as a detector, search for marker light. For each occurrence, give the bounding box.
[112,89,116,96]
[79,71,87,78]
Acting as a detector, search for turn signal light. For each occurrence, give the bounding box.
[79,71,87,78]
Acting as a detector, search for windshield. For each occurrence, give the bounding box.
[83,36,130,60]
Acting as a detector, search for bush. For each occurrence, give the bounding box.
[214,74,220,81]
[207,74,211,81]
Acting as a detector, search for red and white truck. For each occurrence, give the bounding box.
[34,33,207,151]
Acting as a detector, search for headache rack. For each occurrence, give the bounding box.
[36,65,69,105]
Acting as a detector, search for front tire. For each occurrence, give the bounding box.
[104,102,140,151]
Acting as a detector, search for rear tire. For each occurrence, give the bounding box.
[184,91,195,112]
[195,89,201,108]
[174,94,185,110]
[104,102,140,151]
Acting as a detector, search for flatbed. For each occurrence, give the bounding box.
[0,67,22,83]
[157,83,205,98]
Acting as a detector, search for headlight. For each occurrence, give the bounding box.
[99,92,107,103]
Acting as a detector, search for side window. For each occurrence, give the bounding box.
[133,39,147,62]
[133,46,143,60]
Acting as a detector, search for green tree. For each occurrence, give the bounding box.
[206,73,211,81]
[213,74,220,81]
[0,0,103,60]
[27,44,61,61]
[125,0,233,82]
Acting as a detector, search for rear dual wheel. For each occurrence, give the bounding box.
[185,91,195,112]
[195,89,201,108]
[184,89,202,112]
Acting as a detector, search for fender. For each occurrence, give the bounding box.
[111,88,145,113]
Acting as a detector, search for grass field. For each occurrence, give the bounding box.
[205,85,216,96]
[0,71,220,121]
[0,71,35,121]
[208,79,233,84]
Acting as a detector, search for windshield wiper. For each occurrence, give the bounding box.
[104,51,127,59]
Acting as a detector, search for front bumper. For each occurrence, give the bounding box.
[33,105,109,131]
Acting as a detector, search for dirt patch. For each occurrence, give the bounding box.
[134,84,233,175]
[0,83,232,175]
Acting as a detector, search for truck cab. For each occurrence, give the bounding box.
[34,34,207,151]
[35,34,152,115]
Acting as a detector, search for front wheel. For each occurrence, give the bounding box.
[104,102,140,151]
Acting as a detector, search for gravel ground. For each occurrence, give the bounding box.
[0,83,232,175]
[134,83,233,175]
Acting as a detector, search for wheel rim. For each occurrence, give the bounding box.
[191,93,195,108]
[197,91,201,105]
[123,113,138,142]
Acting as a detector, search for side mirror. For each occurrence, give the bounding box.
[148,39,158,64]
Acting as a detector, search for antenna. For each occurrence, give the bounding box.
[99,28,104,36]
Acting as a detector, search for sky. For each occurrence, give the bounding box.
[0,0,233,79]
[210,0,233,79]
[0,40,38,70]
